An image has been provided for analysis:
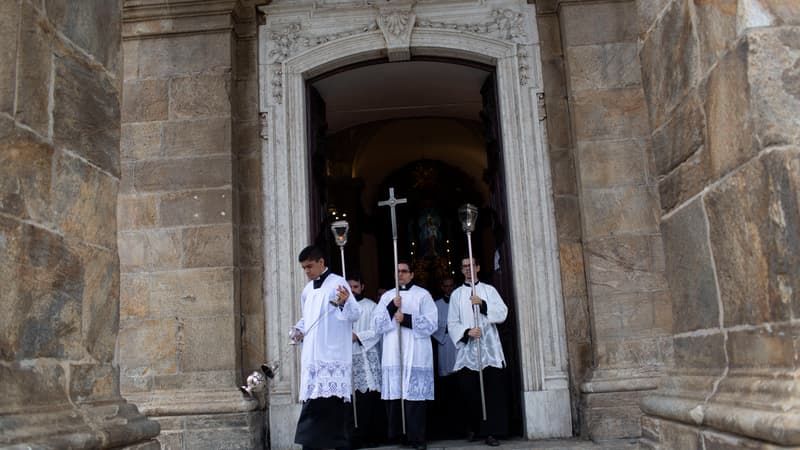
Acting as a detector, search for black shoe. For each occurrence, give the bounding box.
[415,444,427,450]
[485,436,500,446]
[466,431,478,442]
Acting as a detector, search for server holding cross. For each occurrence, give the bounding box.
[373,188,437,450]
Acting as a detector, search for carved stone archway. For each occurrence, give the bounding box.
[257,2,571,447]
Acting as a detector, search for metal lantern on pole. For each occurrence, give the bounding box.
[330,220,357,427]
[458,203,487,421]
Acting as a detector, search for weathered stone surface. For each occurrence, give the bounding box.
[239,227,262,267]
[78,245,120,363]
[727,324,797,371]
[16,2,52,137]
[236,38,257,81]
[0,0,19,115]
[640,0,700,129]
[543,87,571,147]
[118,319,178,374]
[149,268,235,318]
[163,118,231,157]
[582,185,659,238]
[578,138,648,188]
[69,363,119,403]
[181,224,235,268]
[179,316,237,371]
[559,241,587,298]
[238,191,261,227]
[152,370,236,391]
[567,42,641,92]
[658,146,712,212]
[119,229,182,272]
[705,148,799,327]
[133,33,231,79]
[652,95,706,177]
[169,74,231,120]
[122,79,168,123]
[564,295,590,342]
[53,52,121,176]
[0,138,54,223]
[592,292,666,339]
[160,188,232,227]
[690,0,737,74]
[45,0,121,74]
[134,156,232,192]
[234,79,258,120]
[554,195,581,240]
[118,194,158,230]
[572,88,650,140]
[121,273,150,319]
[238,153,262,191]
[560,1,637,47]
[242,311,265,375]
[582,390,646,439]
[673,333,726,372]
[233,120,260,156]
[596,336,670,369]
[122,122,162,161]
[549,148,576,195]
[660,197,720,333]
[636,0,671,36]
[644,416,702,450]
[0,358,68,410]
[585,234,667,296]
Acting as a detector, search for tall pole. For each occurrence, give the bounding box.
[378,188,408,434]
[331,221,356,428]
[459,204,487,421]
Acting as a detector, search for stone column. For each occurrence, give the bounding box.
[118,1,262,448]
[638,1,800,448]
[0,0,159,447]
[558,0,673,440]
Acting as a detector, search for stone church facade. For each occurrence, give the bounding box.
[1,0,798,449]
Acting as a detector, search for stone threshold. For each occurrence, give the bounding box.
[364,438,639,449]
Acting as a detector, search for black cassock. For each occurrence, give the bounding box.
[295,397,350,450]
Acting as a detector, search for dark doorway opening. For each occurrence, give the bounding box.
[305,59,523,443]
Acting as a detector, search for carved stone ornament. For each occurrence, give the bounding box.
[379,11,410,37]
[416,8,527,43]
[259,112,269,140]
[518,49,529,86]
[271,68,283,104]
[267,21,379,63]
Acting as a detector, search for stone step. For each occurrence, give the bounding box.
[366,438,640,450]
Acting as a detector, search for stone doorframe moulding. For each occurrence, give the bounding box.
[258,2,571,447]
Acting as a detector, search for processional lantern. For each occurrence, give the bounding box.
[331,220,350,247]
[458,203,479,233]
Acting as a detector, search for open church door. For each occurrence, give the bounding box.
[306,84,329,251]
[481,73,523,437]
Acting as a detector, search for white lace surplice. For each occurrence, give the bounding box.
[447,282,508,371]
[372,285,437,401]
[353,298,381,393]
[295,272,361,402]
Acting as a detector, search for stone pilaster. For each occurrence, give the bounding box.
[558,0,673,440]
[639,0,800,447]
[119,1,262,448]
[0,0,159,447]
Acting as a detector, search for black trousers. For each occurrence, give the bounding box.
[348,390,386,447]
[295,397,351,449]
[457,366,509,438]
[428,373,462,439]
[385,399,426,445]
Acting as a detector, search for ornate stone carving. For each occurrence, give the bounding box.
[518,49,529,85]
[379,11,410,37]
[266,21,378,63]
[259,112,269,140]
[416,8,527,43]
[537,92,546,121]
[271,68,283,104]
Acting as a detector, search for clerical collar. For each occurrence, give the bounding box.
[463,280,480,288]
[354,293,365,301]
[399,282,414,291]
[313,269,331,289]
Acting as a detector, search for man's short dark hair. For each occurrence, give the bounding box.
[346,271,364,283]
[397,259,413,272]
[461,255,481,266]
[298,245,325,263]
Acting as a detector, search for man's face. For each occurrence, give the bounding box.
[440,278,455,297]
[348,280,363,295]
[398,263,414,285]
[460,258,480,281]
[300,258,326,280]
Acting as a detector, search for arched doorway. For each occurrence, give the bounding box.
[258,4,571,447]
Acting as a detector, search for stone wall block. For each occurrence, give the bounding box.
[45,0,121,74]
[554,195,582,240]
[78,245,120,363]
[160,188,232,227]
[16,2,53,136]
[727,324,797,370]
[121,273,150,319]
[658,146,713,212]
[660,197,720,333]
[122,122,163,161]
[585,234,667,297]
[233,121,260,156]
[69,363,120,404]
[1,220,84,360]
[122,79,169,123]
[582,185,660,238]
[755,1,800,25]
[52,151,118,249]
[120,229,182,272]
[118,231,147,273]
[239,227,262,267]
[236,38,257,81]
[536,14,562,59]
[0,362,67,410]
[179,316,237,371]
[134,156,232,192]
[564,295,591,342]
[673,333,726,372]
[690,0,737,74]
[239,191,262,227]
[170,74,231,120]
[637,0,672,37]
[593,292,659,339]
[567,42,641,92]
[582,390,646,439]
[118,319,178,374]
[153,370,237,391]
[549,148,576,195]
[118,194,158,230]
[123,39,139,81]
[0,0,19,114]
[705,149,799,326]
[559,241,587,298]
[163,118,231,157]
[234,79,258,121]
[578,138,647,188]
[560,1,637,47]
[0,138,54,223]
[639,0,700,129]
[135,33,231,79]
[652,94,706,177]
[181,224,235,268]
[647,417,703,450]
[242,312,266,376]
[543,89,571,147]
[52,52,121,175]
[573,88,649,140]
[149,269,235,318]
